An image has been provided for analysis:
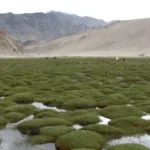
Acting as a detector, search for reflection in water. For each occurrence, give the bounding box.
[107,134,150,148]
[0,115,56,150]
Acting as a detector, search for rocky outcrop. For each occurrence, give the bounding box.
[0,30,23,56]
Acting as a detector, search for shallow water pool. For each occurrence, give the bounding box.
[106,134,150,149]
[0,115,56,150]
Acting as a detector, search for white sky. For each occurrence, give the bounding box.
[0,0,150,21]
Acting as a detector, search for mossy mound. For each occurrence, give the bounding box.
[10,86,33,94]
[3,112,26,123]
[35,111,58,118]
[7,92,36,104]
[73,149,96,150]
[136,102,150,113]
[17,118,72,134]
[4,104,36,115]
[97,94,129,108]
[82,124,123,140]
[29,126,73,144]
[106,144,149,150]
[63,98,97,110]
[109,116,150,135]
[0,101,16,115]
[71,114,99,125]
[33,109,58,116]
[9,80,28,87]
[0,100,16,107]
[101,105,143,119]
[56,130,105,150]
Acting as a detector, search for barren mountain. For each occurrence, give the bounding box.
[25,18,150,57]
[0,11,106,45]
[0,30,23,57]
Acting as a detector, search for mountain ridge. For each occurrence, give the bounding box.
[0,11,106,45]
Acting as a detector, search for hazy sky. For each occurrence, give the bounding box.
[0,0,150,21]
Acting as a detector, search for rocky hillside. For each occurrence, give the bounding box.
[0,30,23,56]
[25,18,150,57]
[0,11,106,45]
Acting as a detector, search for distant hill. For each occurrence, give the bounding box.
[25,18,150,57]
[0,30,23,57]
[0,11,106,45]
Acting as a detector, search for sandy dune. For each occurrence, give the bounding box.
[25,18,150,57]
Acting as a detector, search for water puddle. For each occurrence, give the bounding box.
[141,114,150,120]
[126,104,132,107]
[0,115,56,150]
[6,115,34,129]
[98,116,111,125]
[107,134,150,148]
[0,96,5,100]
[32,102,66,112]
[72,124,83,130]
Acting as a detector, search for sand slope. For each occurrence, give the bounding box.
[25,18,150,57]
[0,30,23,57]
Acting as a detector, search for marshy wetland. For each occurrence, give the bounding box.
[1,57,150,150]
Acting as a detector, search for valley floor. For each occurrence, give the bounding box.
[0,58,150,150]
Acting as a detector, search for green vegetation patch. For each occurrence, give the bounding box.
[1,57,150,147]
[71,114,99,126]
[0,100,16,115]
[82,124,123,140]
[11,86,33,93]
[106,144,149,150]
[17,118,72,134]
[35,111,58,118]
[29,126,73,144]
[109,116,150,135]
[4,104,36,115]
[56,130,105,150]
[97,94,130,108]
[73,149,96,150]
[3,112,26,123]
[0,100,16,107]
[101,105,143,119]
[6,92,36,104]
[33,109,58,116]
[136,102,150,113]
[63,98,97,110]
